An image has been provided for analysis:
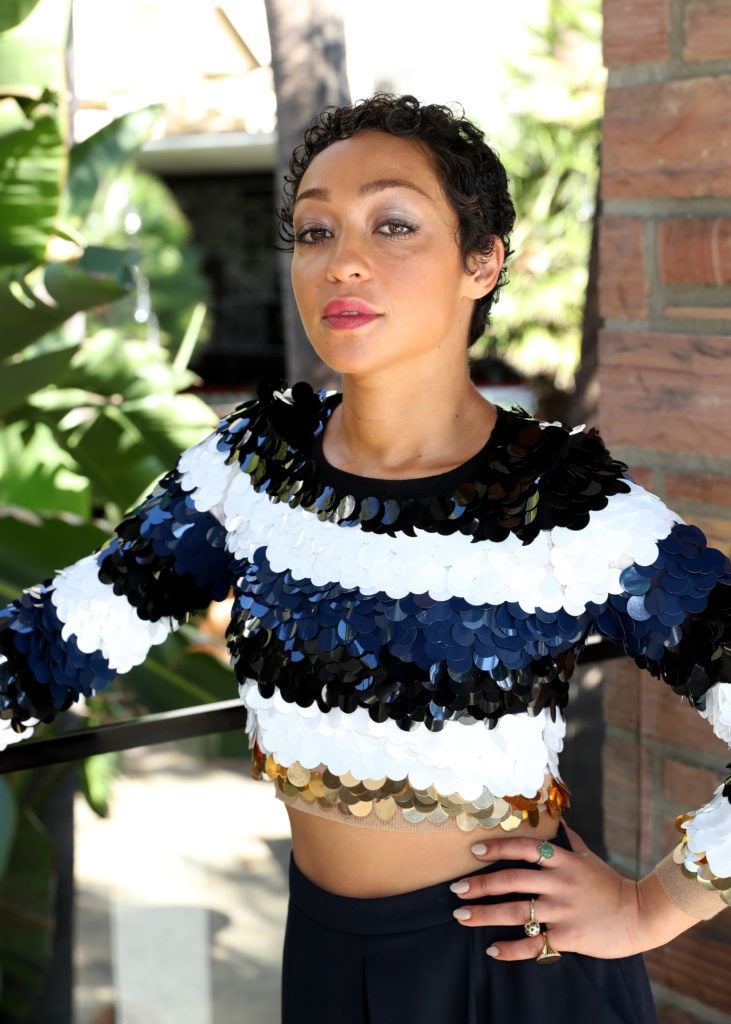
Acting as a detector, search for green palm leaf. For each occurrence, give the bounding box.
[0,247,135,358]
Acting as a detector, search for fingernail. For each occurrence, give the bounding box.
[485,945,500,957]
[453,907,472,920]
[471,842,487,855]
[449,881,469,894]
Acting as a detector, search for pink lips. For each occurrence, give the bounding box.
[322,298,383,331]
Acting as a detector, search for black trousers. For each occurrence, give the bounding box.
[281,822,658,1024]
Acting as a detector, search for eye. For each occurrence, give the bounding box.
[294,225,332,246]
[376,219,417,239]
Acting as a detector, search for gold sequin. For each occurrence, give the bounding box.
[456,813,479,831]
[403,808,427,824]
[308,776,326,798]
[287,764,311,787]
[362,776,387,791]
[669,821,731,903]
[349,800,375,817]
[322,768,341,789]
[252,742,570,832]
[375,797,397,821]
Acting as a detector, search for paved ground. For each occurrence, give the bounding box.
[73,743,292,1024]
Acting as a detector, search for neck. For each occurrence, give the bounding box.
[323,360,497,479]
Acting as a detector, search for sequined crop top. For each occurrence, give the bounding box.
[1,380,730,899]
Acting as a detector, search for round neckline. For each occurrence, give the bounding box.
[311,397,509,499]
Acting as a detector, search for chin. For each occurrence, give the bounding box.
[307,337,394,376]
[313,353,384,377]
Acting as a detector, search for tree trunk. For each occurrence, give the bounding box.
[264,0,350,388]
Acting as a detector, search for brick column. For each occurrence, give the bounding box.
[599,2,731,1020]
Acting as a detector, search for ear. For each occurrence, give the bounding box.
[464,237,505,300]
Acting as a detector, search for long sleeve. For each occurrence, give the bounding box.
[0,426,241,751]
[585,467,731,910]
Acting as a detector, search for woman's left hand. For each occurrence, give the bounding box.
[449,824,688,961]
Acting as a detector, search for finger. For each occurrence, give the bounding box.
[469,836,565,868]
[450,867,557,899]
[485,934,554,962]
[453,897,549,929]
[561,822,591,855]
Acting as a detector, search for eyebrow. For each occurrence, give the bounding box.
[294,178,434,206]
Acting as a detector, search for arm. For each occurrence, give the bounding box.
[0,418,242,751]
[535,422,731,917]
[448,428,729,959]
[590,504,730,920]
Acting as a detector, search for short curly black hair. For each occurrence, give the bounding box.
[277,93,516,345]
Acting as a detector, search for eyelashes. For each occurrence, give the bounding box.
[294,219,419,246]
[378,219,418,239]
[294,226,330,245]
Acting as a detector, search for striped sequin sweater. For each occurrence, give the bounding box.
[1,380,730,897]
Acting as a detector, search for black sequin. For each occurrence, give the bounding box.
[215,379,632,544]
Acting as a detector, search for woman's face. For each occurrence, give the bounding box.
[290,129,502,377]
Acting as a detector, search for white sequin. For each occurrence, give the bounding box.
[683,785,731,878]
[0,716,38,750]
[51,555,173,673]
[177,432,241,519]
[215,459,681,613]
[238,679,566,800]
[698,683,731,745]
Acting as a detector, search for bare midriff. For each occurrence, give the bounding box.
[284,803,561,898]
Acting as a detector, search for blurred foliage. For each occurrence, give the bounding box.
[0,1,232,1016]
[472,0,603,392]
[65,108,212,350]
[0,0,68,91]
[0,0,43,32]
[0,804,54,1018]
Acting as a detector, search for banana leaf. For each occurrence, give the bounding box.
[56,330,198,399]
[50,400,167,511]
[0,0,44,32]
[0,108,64,264]
[54,394,214,513]
[0,512,106,596]
[65,104,164,229]
[0,247,135,357]
[78,165,211,347]
[0,338,78,417]
[0,420,91,518]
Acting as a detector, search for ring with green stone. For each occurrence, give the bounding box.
[536,841,554,866]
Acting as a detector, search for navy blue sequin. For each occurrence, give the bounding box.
[225,548,585,730]
[98,469,234,622]
[593,522,731,705]
[0,583,116,732]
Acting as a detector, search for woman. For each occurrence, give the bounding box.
[1,95,729,1023]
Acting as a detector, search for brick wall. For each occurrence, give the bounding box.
[598,2,731,1021]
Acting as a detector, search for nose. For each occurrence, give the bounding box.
[325,230,371,283]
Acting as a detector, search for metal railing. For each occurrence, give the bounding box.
[0,636,623,773]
